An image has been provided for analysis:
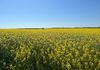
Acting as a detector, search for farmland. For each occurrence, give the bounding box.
[0,29,100,70]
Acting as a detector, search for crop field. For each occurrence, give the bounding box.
[0,29,100,70]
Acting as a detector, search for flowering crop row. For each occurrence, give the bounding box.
[0,29,100,70]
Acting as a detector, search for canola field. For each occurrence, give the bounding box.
[0,29,100,70]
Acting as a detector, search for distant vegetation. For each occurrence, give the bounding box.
[16,27,100,29]
[48,27,100,29]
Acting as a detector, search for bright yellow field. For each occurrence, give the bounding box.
[0,29,100,70]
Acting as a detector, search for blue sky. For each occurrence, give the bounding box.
[0,0,100,28]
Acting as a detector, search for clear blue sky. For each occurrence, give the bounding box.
[0,0,100,28]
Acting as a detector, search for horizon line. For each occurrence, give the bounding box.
[0,26,100,29]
